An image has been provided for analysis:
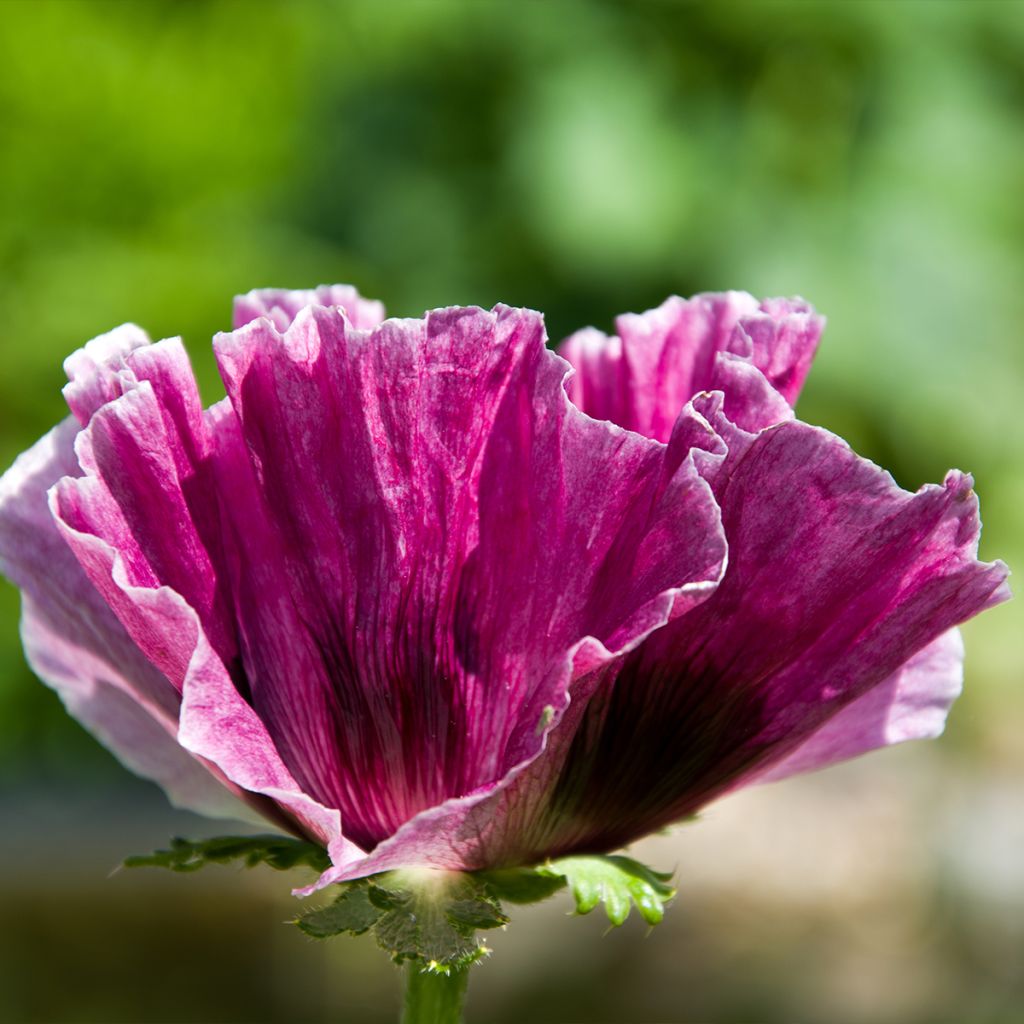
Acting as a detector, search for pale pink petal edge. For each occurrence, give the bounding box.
[752,627,970,784]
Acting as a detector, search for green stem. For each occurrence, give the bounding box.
[401,963,470,1024]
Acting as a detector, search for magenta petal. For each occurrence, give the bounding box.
[706,353,795,433]
[0,421,251,819]
[176,620,354,854]
[124,338,211,475]
[21,593,255,821]
[201,394,361,835]
[52,407,233,684]
[2,284,1007,889]
[47,491,348,848]
[40,422,346,845]
[752,628,966,784]
[299,419,730,885]
[0,421,177,718]
[559,292,824,442]
[299,662,618,887]
[67,330,211,476]
[50,472,196,688]
[63,324,152,426]
[56,477,347,845]
[56,334,240,666]
[233,284,386,331]
[215,303,726,858]
[558,328,631,435]
[730,298,823,406]
[455,396,1007,860]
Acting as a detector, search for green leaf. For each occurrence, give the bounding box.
[123,834,330,874]
[478,866,567,905]
[296,869,509,973]
[372,871,509,971]
[296,880,382,938]
[538,854,676,926]
[446,896,508,931]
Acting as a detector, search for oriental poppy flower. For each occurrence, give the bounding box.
[0,286,1008,892]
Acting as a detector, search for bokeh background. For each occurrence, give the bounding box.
[0,1,1021,1022]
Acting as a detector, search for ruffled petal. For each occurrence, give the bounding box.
[5,285,1005,891]
[39,328,354,840]
[300,660,618,887]
[0,419,178,721]
[706,352,795,433]
[38,416,345,846]
[176,616,353,854]
[21,593,256,822]
[559,292,824,442]
[52,397,236,681]
[233,284,386,332]
[732,297,823,406]
[492,396,1010,856]
[557,328,630,433]
[57,332,242,663]
[215,304,727,857]
[62,324,152,426]
[45,495,348,846]
[752,627,966,784]
[0,419,250,819]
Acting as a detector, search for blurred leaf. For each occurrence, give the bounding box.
[478,866,568,904]
[123,834,330,873]
[538,855,676,927]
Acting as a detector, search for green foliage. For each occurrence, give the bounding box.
[371,875,507,970]
[297,870,508,974]
[295,854,675,971]
[477,866,568,905]
[538,855,676,927]
[129,833,675,968]
[295,879,383,938]
[123,834,331,874]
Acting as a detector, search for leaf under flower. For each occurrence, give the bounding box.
[123,834,330,873]
[296,879,382,937]
[297,869,508,973]
[293,852,675,972]
[538,854,676,926]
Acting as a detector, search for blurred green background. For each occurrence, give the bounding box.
[0,1,1020,1022]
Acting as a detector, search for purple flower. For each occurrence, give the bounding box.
[0,286,1008,891]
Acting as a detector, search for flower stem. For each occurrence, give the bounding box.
[401,964,470,1024]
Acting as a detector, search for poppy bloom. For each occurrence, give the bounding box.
[0,286,1008,892]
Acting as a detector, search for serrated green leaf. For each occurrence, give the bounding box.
[123,834,330,874]
[297,880,382,938]
[374,891,477,968]
[370,871,509,971]
[297,869,509,972]
[446,897,507,930]
[478,867,567,905]
[538,854,676,927]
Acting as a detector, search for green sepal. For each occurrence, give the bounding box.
[123,834,330,873]
[296,870,509,974]
[296,879,382,938]
[537,854,676,926]
[477,866,567,904]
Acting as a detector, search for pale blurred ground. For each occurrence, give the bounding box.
[0,2,1021,1022]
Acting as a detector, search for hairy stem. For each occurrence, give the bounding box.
[401,963,470,1024]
